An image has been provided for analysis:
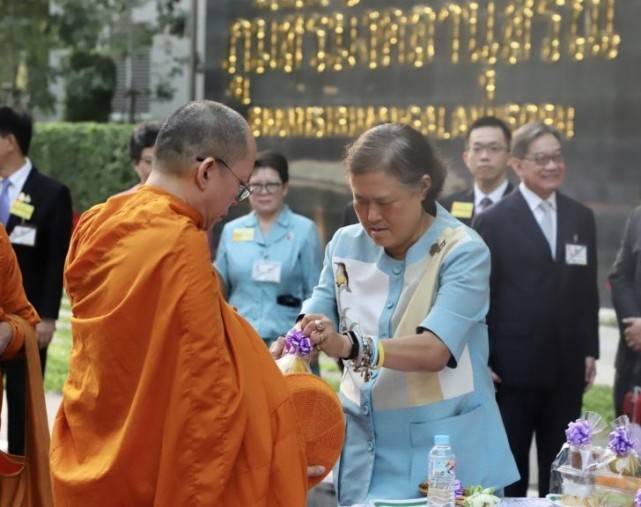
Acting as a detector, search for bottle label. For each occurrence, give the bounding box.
[429,457,456,479]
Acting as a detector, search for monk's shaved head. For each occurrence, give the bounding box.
[154,100,250,173]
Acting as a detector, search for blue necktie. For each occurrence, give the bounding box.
[0,178,11,226]
[477,196,493,213]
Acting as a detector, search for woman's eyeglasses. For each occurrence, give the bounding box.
[248,182,283,194]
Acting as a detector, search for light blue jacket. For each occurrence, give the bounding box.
[301,204,519,505]
[216,205,322,341]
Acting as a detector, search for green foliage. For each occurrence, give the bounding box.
[30,122,137,211]
[45,298,72,393]
[64,51,118,122]
[0,0,56,112]
[0,0,187,115]
[582,384,615,425]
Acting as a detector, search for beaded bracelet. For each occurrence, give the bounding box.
[353,333,377,382]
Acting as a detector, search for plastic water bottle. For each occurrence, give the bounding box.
[426,434,456,507]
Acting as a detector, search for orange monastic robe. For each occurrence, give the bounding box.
[1,225,52,507]
[50,186,308,506]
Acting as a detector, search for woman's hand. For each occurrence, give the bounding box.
[299,314,351,359]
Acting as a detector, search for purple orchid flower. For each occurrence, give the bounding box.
[609,426,635,457]
[565,419,592,447]
[284,328,313,357]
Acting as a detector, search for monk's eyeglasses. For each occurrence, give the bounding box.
[196,156,252,202]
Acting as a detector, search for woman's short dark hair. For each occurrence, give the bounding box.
[344,123,446,214]
[254,151,289,184]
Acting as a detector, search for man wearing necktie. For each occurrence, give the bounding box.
[441,116,514,225]
[473,122,599,497]
[0,106,73,455]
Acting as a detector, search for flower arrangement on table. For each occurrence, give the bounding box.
[591,416,641,506]
[418,480,500,506]
[550,413,641,506]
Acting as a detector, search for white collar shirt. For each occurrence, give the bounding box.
[4,158,33,205]
[519,181,557,255]
[473,179,509,213]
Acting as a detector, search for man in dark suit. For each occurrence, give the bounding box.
[609,207,641,416]
[473,122,599,497]
[0,106,73,454]
[441,116,514,225]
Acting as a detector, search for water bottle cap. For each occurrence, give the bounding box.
[434,434,450,445]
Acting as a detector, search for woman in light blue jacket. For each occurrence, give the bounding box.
[292,124,519,504]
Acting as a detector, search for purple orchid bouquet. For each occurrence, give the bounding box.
[550,412,606,497]
[635,488,641,507]
[562,412,607,472]
[275,328,313,374]
[604,416,641,478]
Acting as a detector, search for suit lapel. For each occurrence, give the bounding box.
[465,189,476,220]
[510,190,555,260]
[502,181,515,197]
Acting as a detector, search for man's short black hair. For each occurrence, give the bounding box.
[0,106,33,156]
[129,122,161,163]
[465,116,511,147]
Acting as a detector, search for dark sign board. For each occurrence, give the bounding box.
[205,0,641,304]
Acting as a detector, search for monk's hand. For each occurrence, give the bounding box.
[270,336,287,360]
[0,322,13,356]
[300,314,350,360]
[36,319,56,349]
[307,465,326,478]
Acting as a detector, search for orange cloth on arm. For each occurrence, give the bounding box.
[0,225,40,359]
[50,186,308,507]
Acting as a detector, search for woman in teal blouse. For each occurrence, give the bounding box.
[215,152,322,347]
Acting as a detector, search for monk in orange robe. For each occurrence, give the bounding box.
[50,101,311,506]
[1,224,53,506]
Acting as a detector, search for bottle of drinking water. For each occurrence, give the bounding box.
[426,434,456,507]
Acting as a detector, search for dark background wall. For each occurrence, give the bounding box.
[205,0,641,306]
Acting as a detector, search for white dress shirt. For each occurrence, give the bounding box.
[474,179,509,213]
[519,181,557,255]
[2,158,33,206]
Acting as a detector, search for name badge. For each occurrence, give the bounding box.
[566,243,587,266]
[232,227,254,242]
[252,260,282,283]
[10,200,35,220]
[451,201,474,219]
[9,225,37,247]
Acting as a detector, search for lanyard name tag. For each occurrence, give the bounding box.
[565,243,587,265]
[451,201,473,219]
[232,227,254,242]
[252,260,282,283]
[9,225,37,247]
[10,200,35,220]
